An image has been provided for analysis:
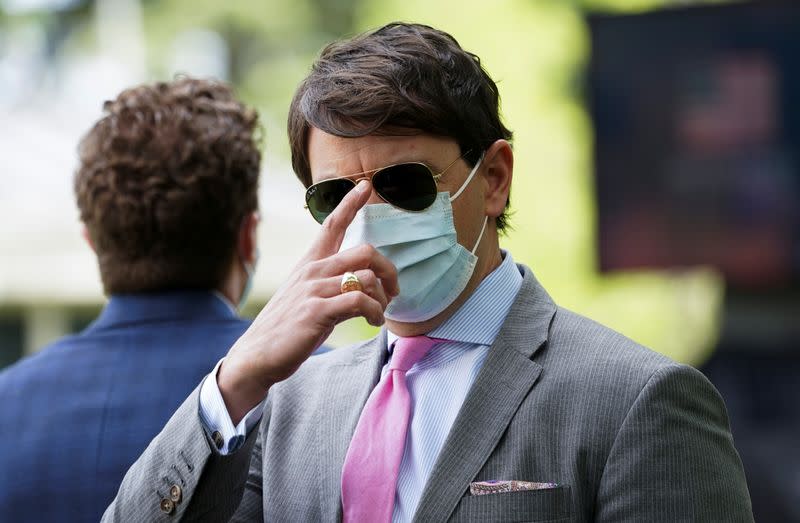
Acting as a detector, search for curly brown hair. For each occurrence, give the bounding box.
[75,77,261,294]
[288,22,513,231]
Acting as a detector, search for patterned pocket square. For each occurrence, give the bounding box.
[469,480,560,496]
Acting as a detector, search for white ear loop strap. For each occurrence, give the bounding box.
[471,217,488,255]
[449,152,485,202]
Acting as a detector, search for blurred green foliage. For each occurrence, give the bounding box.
[2,0,731,364]
[354,0,726,365]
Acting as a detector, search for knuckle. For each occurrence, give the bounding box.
[348,294,364,317]
[296,261,311,278]
[383,253,397,269]
[302,260,322,278]
[339,289,356,305]
[356,243,377,262]
[358,269,377,286]
[306,296,326,318]
[322,213,340,233]
[306,278,324,297]
[358,291,374,309]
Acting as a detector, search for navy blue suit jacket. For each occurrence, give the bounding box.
[0,291,272,522]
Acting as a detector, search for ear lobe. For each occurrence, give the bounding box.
[481,140,513,219]
[238,211,260,265]
[81,225,96,252]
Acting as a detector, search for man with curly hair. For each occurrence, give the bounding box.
[0,77,269,523]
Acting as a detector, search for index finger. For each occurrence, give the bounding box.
[307,179,372,259]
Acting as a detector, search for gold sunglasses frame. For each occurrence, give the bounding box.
[303,150,471,218]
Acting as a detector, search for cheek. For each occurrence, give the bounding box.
[450,191,485,247]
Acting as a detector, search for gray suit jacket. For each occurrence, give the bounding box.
[103,264,753,522]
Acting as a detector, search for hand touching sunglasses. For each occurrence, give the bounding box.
[304,150,471,224]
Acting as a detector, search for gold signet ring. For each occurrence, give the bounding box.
[340,272,363,294]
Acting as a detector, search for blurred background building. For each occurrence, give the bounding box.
[1,0,797,520]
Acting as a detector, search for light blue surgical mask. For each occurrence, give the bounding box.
[340,155,487,322]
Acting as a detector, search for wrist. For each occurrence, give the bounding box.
[217,359,271,426]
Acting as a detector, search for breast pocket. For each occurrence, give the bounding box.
[449,485,572,523]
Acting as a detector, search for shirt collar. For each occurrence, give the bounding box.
[86,289,240,332]
[387,250,523,350]
[212,290,239,315]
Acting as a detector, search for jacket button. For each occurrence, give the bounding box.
[212,431,224,450]
[160,498,175,514]
[169,484,183,503]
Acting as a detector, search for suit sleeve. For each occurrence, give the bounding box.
[101,382,265,522]
[228,415,266,522]
[595,364,753,522]
[199,358,268,455]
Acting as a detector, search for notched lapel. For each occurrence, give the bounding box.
[412,267,556,522]
[316,330,387,523]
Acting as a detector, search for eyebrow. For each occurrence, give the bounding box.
[344,160,427,178]
[334,149,472,181]
[315,157,424,182]
[314,149,469,182]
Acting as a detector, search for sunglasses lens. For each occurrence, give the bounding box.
[305,178,355,223]
[374,163,437,212]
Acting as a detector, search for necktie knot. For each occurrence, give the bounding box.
[389,335,442,372]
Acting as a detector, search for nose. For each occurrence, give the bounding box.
[366,189,384,205]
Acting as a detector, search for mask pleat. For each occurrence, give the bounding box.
[378,236,455,269]
[338,190,481,323]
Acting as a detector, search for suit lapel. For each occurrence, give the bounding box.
[412,267,556,522]
[317,330,388,523]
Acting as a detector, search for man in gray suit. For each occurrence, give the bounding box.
[104,23,752,522]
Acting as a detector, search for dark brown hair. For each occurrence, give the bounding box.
[75,77,261,294]
[288,22,513,231]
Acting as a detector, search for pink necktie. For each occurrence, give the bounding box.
[340,335,442,523]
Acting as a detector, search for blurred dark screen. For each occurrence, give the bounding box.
[590,1,800,290]
[590,4,800,519]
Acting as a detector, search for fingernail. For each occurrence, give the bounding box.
[356,180,370,192]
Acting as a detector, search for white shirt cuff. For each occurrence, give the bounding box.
[198,358,266,455]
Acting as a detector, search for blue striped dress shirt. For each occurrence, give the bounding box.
[386,250,523,522]
[199,251,523,521]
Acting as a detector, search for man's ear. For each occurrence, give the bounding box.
[481,139,513,220]
[238,210,260,265]
[81,225,96,252]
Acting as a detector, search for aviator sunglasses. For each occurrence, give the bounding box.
[304,150,472,224]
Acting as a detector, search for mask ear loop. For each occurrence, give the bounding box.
[238,248,259,310]
[471,216,488,255]
[449,153,485,202]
